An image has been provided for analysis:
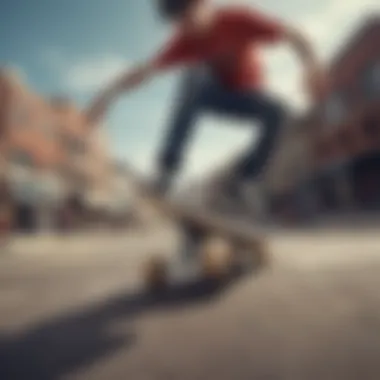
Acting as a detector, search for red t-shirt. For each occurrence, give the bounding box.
[153,7,285,90]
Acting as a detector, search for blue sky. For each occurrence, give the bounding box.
[1,0,378,179]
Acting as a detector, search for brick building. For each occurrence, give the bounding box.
[0,69,62,230]
[310,16,380,212]
[202,15,380,222]
[0,68,120,231]
[266,15,380,220]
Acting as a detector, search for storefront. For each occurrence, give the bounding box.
[296,17,380,219]
[7,166,35,231]
[35,174,66,230]
[351,151,380,209]
[7,166,65,232]
[309,150,380,214]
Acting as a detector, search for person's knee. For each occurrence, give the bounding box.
[262,100,287,130]
[159,149,180,173]
[180,65,209,101]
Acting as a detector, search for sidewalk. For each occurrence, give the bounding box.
[2,222,176,258]
[4,211,379,257]
[4,230,144,257]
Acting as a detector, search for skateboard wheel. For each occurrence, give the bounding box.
[200,237,233,280]
[230,236,269,273]
[144,256,168,291]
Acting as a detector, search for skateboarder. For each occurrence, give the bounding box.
[86,0,327,257]
[87,0,326,196]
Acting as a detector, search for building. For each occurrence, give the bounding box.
[262,15,380,220]
[0,68,117,232]
[297,15,380,216]
[0,69,63,231]
[105,161,146,227]
[202,15,380,222]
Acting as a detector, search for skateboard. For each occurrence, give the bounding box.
[139,185,269,293]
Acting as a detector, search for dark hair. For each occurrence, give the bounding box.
[157,0,196,20]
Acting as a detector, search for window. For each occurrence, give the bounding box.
[336,128,356,154]
[323,93,346,128]
[363,115,380,139]
[37,174,64,202]
[59,163,87,189]
[361,60,380,99]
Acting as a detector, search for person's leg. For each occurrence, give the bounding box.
[157,67,211,260]
[156,67,209,194]
[203,84,287,184]
[233,99,286,183]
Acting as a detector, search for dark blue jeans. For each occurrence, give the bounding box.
[159,67,287,183]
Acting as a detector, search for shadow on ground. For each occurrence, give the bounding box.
[0,267,258,380]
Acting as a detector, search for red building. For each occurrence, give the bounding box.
[312,16,380,167]
[297,15,380,214]
[0,68,114,231]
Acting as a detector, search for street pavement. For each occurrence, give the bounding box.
[1,226,380,379]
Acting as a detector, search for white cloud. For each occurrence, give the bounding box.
[63,55,128,93]
[297,0,378,54]
[41,48,128,94]
[256,0,379,111]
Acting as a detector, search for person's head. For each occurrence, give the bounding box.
[157,0,212,33]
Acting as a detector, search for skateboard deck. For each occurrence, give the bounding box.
[139,183,269,292]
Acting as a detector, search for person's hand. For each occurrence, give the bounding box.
[303,65,330,103]
[85,95,110,126]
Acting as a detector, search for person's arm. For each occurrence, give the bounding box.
[282,26,328,101]
[235,8,328,100]
[236,7,319,66]
[86,32,196,126]
[86,61,157,125]
[283,27,319,70]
